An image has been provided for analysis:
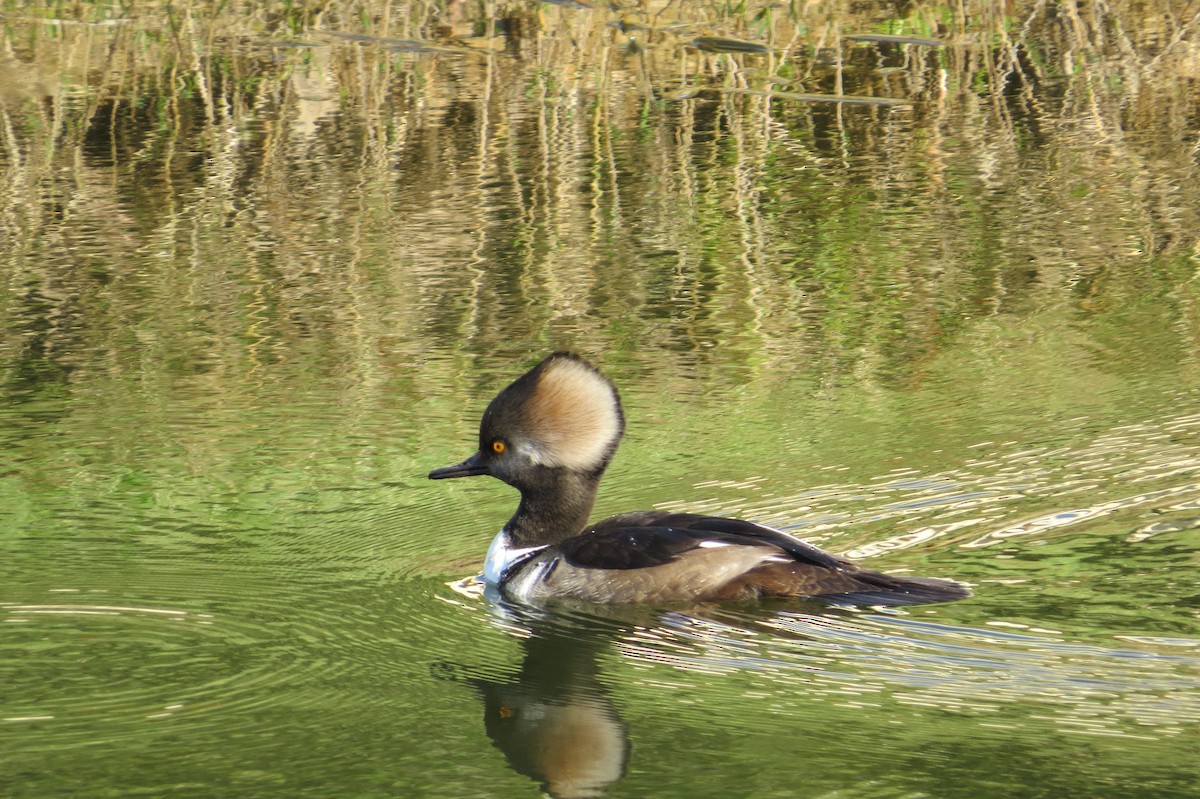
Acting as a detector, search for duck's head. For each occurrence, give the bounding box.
[429,352,625,490]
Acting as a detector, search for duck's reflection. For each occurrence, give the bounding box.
[443,606,630,799]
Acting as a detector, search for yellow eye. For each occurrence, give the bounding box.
[491,439,506,454]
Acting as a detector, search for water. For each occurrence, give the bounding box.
[2,2,1199,797]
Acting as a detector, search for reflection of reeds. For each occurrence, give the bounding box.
[0,0,1197,404]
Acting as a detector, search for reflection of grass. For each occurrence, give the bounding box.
[0,0,1196,402]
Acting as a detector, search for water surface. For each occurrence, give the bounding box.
[2,2,1198,797]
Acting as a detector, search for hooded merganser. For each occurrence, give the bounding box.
[429,352,970,606]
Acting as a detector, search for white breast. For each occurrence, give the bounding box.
[482,530,547,585]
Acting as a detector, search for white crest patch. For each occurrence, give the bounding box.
[525,357,622,470]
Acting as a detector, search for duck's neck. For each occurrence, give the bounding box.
[505,470,601,548]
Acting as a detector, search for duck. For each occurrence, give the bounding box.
[429,352,970,606]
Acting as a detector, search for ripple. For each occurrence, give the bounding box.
[0,574,459,749]
[1127,514,1200,542]
[607,607,1200,740]
[0,597,324,740]
[2,601,242,731]
[652,405,1200,567]
[962,481,1200,549]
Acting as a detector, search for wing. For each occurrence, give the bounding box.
[566,511,847,571]
[509,512,969,606]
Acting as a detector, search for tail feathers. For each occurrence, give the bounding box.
[815,571,972,607]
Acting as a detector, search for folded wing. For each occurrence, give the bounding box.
[538,512,970,606]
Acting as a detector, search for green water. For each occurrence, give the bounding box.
[2,2,1199,797]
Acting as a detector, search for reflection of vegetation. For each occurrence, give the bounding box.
[0,1,1196,449]
[1,2,1195,380]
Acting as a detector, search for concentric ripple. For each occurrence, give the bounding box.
[0,571,471,751]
